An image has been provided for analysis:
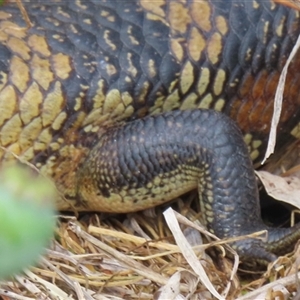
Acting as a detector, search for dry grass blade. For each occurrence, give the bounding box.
[15,0,32,27]
[163,207,224,299]
[154,271,183,299]
[262,33,300,163]
[68,221,191,293]
[0,288,35,300]
[236,271,300,300]
[15,272,57,300]
[24,270,74,299]
[40,258,94,300]
[171,210,242,297]
[88,226,179,252]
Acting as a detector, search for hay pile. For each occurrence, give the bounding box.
[1,194,300,300]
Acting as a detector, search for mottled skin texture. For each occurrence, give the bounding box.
[1,0,300,265]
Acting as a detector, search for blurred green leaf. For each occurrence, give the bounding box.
[0,166,56,279]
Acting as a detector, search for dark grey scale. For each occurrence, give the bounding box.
[128,149,149,187]
[116,1,144,26]
[286,7,300,37]
[91,0,120,11]
[127,139,147,177]
[60,71,87,107]
[139,44,162,83]
[228,2,250,39]
[118,48,141,80]
[137,150,155,183]
[2,6,26,27]
[95,112,207,192]
[261,0,277,13]
[23,3,53,20]
[40,1,60,8]
[95,27,121,55]
[66,24,99,55]
[126,134,144,172]
[238,28,258,69]
[34,13,67,34]
[265,36,282,70]
[212,0,231,12]
[140,119,162,177]
[72,52,97,83]
[222,32,240,72]
[127,139,151,186]
[69,0,97,16]
[96,54,120,86]
[131,74,152,107]
[113,134,134,187]
[158,54,181,90]
[141,14,170,57]
[146,115,178,174]
[124,118,165,184]
[116,71,137,95]
[76,15,100,37]
[0,45,11,71]
[251,42,267,75]
[272,5,290,39]
[119,21,145,55]
[45,31,75,56]
[243,0,263,23]
[92,5,122,32]
[114,170,127,193]
[51,4,78,23]
[279,35,295,66]
[276,10,300,69]
[273,5,289,36]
